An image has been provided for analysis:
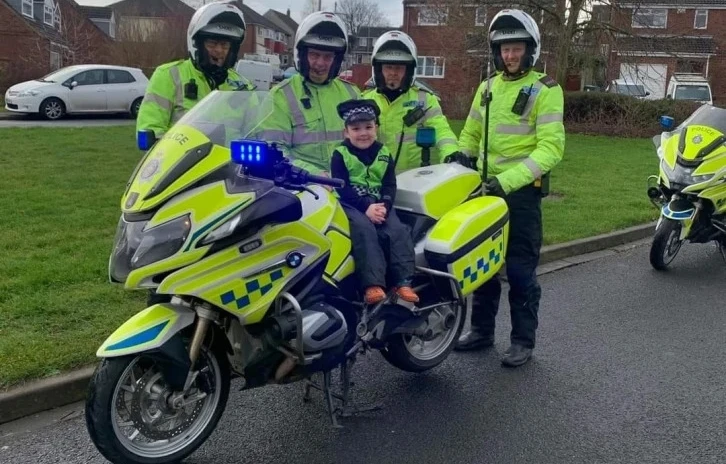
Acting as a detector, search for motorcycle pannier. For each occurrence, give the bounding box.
[424,196,509,296]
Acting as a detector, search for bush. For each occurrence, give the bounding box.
[564,92,701,137]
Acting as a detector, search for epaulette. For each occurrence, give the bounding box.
[538,74,558,88]
[154,59,186,72]
[412,83,434,95]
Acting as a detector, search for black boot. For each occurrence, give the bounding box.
[501,344,532,367]
[454,330,494,351]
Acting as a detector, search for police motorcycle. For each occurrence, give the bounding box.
[647,104,726,270]
[84,89,510,464]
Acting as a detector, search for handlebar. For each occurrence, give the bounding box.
[305,172,345,189]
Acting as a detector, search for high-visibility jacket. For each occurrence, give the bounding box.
[363,85,459,174]
[137,58,252,137]
[260,74,360,175]
[336,143,392,198]
[459,71,565,194]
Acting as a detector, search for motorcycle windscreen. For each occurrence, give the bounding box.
[122,90,275,213]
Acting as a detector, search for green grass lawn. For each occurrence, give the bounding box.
[0,124,659,388]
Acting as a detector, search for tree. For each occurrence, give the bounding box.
[335,0,389,36]
[302,0,322,17]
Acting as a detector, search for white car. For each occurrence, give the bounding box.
[4,65,148,120]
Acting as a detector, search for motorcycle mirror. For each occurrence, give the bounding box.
[660,115,675,131]
[136,130,156,151]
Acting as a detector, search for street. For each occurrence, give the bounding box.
[1,242,725,464]
[0,113,134,128]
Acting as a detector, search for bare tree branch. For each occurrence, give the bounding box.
[335,0,389,36]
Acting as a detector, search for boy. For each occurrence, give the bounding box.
[331,99,419,305]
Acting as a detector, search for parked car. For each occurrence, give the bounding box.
[4,65,148,120]
[605,79,650,99]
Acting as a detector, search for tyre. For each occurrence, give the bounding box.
[85,345,230,464]
[382,302,465,373]
[40,97,65,120]
[130,97,143,119]
[649,218,683,271]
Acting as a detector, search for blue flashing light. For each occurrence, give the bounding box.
[415,127,436,147]
[137,130,156,151]
[231,139,268,165]
[660,115,675,131]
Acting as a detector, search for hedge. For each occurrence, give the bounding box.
[564,92,702,138]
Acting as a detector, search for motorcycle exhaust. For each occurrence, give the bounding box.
[443,312,457,330]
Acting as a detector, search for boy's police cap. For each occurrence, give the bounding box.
[337,99,380,124]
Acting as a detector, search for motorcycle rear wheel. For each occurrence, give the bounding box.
[85,346,230,464]
[382,302,465,373]
[650,218,683,271]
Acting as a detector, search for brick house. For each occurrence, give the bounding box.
[0,0,112,91]
[402,0,557,118]
[607,1,724,103]
[226,1,288,67]
[263,8,298,69]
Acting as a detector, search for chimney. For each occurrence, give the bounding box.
[286,8,290,17]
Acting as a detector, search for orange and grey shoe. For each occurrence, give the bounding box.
[364,286,386,305]
[396,286,419,303]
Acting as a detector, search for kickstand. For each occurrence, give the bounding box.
[323,370,342,428]
[337,358,382,419]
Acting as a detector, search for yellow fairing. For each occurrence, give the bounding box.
[662,135,679,170]
[97,304,196,357]
[680,125,724,161]
[422,171,482,219]
[125,182,255,289]
[296,188,353,283]
[122,125,231,213]
[157,220,331,324]
[699,182,726,215]
[424,196,509,296]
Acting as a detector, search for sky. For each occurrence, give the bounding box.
[232,0,403,27]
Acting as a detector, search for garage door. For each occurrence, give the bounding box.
[619,63,667,99]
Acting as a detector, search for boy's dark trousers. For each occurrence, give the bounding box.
[342,204,415,288]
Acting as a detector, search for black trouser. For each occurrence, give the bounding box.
[471,185,543,349]
[343,204,415,289]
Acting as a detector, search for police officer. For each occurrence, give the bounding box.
[363,31,463,173]
[454,9,565,367]
[262,11,360,175]
[137,2,253,138]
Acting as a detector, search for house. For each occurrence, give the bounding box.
[74,0,194,42]
[0,0,112,91]
[226,1,288,68]
[403,0,556,118]
[607,0,723,103]
[348,26,391,65]
[263,8,298,69]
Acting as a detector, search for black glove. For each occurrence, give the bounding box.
[444,151,476,169]
[484,177,506,197]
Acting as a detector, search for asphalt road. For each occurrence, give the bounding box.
[0,113,134,128]
[1,242,725,464]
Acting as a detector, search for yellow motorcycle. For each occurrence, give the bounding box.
[647,104,726,270]
[84,90,510,463]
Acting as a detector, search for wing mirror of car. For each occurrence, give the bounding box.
[65,81,78,89]
[660,115,675,131]
[645,91,651,96]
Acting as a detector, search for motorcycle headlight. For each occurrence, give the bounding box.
[109,215,191,283]
[131,215,191,269]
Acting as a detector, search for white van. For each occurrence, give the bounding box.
[666,74,713,105]
[235,59,274,90]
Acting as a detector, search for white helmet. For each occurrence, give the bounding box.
[488,9,541,74]
[371,30,418,92]
[294,11,348,83]
[187,2,246,70]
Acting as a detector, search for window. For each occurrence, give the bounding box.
[358,37,368,47]
[257,27,262,37]
[50,51,61,71]
[475,7,487,26]
[418,7,447,26]
[44,0,54,26]
[106,69,135,84]
[600,44,610,56]
[53,5,61,30]
[416,56,445,78]
[694,9,708,29]
[72,70,105,86]
[21,0,33,17]
[676,59,705,74]
[632,8,667,28]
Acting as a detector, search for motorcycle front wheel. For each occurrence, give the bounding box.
[382,302,465,373]
[650,218,683,271]
[85,345,230,464]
